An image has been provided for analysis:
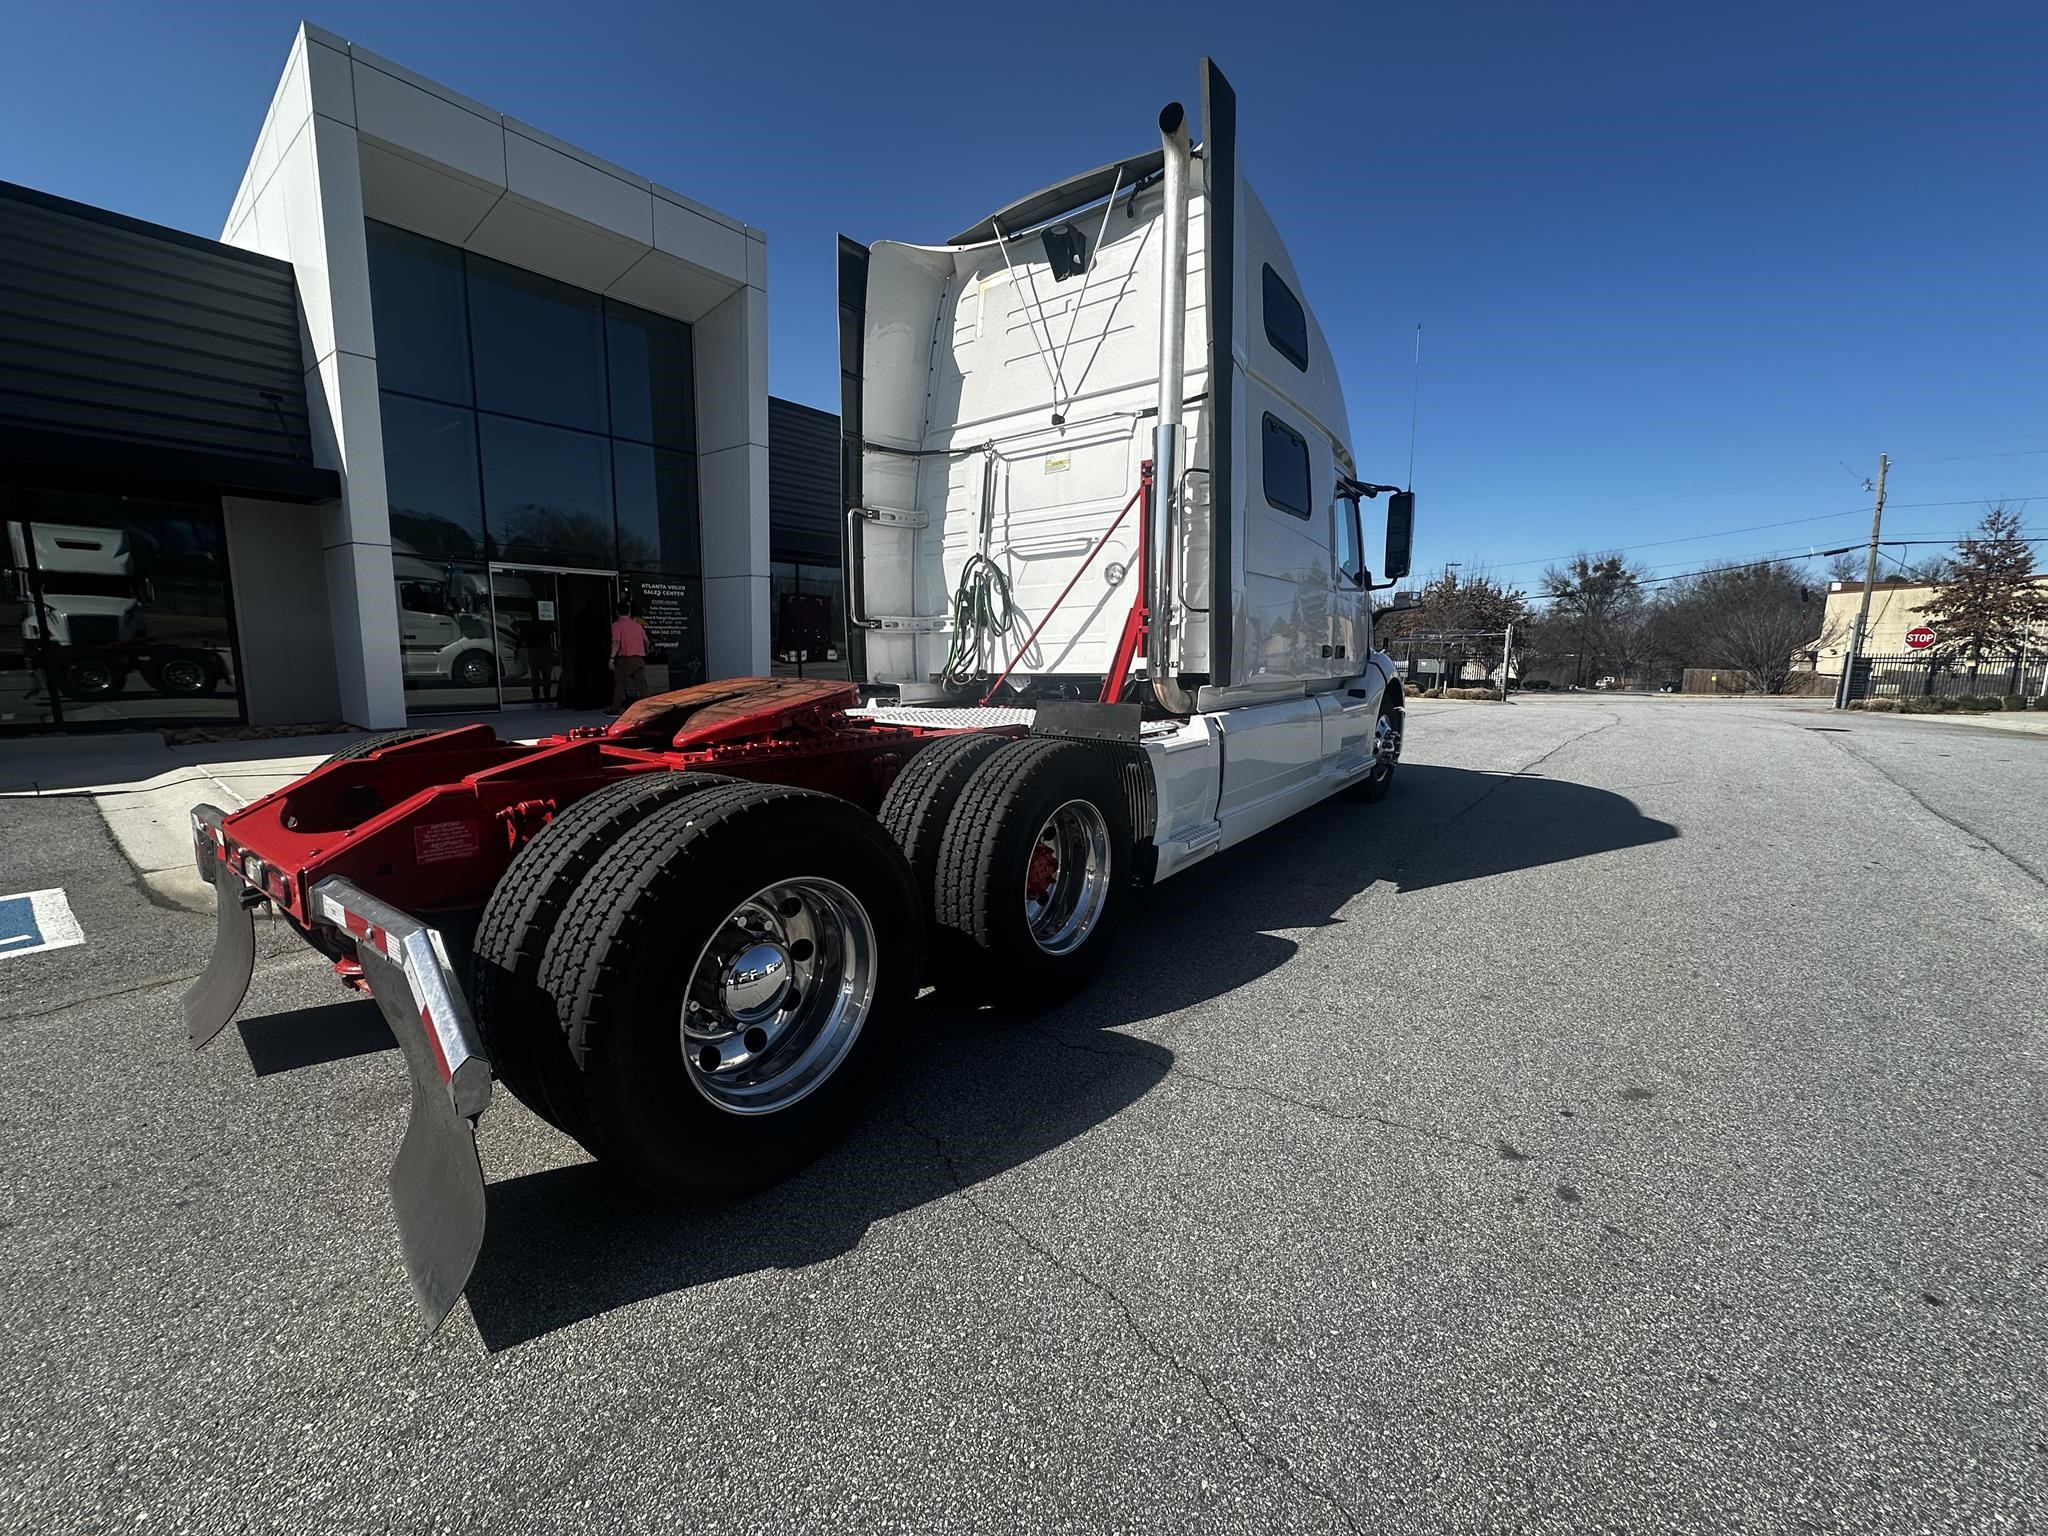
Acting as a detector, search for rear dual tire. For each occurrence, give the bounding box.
[470,772,733,1132]
[924,737,1134,1008]
[476,778,921,1193]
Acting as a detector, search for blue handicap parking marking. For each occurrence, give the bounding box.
[0,889,83,959]
[0,895,41,954]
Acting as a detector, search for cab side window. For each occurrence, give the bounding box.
[1334,493,1365,586]
[1262,414,1311,518]
[1262,264,1309,372]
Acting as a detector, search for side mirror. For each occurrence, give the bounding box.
[1384,490,1415,580]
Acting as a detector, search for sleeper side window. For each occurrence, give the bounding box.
[1262,414,1311,519]
[1262,264,1309,372]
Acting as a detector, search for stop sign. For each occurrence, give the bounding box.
[1906,626,1936,650]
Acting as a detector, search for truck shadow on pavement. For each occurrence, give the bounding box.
[459,764,1677,1350]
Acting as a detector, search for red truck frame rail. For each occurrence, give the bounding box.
[183,677,1001,1331]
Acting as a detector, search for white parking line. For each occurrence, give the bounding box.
[0,888,84,959]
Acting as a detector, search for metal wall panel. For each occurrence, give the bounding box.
[0,181,314,466]
[768,395,840,566]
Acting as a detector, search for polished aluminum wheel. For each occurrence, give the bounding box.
[679,877,878,1115]
[1370,710,1403,781]
[1024,798,1112,956]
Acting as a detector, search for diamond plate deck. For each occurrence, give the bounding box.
[851,705,1037,729]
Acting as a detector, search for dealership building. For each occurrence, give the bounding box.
[1,23,841,735]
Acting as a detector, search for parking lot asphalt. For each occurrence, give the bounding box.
[2,694,2043,1533]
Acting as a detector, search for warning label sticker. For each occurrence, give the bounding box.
[414,820,480,864]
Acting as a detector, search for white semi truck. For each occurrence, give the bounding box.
[184,59,1415,1332]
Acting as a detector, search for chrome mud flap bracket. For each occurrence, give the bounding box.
[182,804,257,1049]
[312,878,495,1338]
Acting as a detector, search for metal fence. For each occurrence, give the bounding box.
[1386,630,1514,695]
[1845,651,2048,701]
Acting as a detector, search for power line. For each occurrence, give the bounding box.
[1519,534,2048,608]
[1484,495,2041,574]
[1488,508,1873,571]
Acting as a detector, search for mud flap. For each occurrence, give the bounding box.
[358,942,488,1336]
[182,805,255,1049]
[312,879,494,1338]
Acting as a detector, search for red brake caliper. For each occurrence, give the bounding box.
[1026,843,1059,904]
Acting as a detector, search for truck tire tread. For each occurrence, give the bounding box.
[472,771,732,1132]
[877,732,1008,914]
[930,737,1132,1005]
[537,781,919,1193]
[325,727,443,764]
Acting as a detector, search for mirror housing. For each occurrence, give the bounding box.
[1384,490,1415,581]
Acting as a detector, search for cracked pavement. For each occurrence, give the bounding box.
[3,693,2044,1532]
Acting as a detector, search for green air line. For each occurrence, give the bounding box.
[941,552,1016,690]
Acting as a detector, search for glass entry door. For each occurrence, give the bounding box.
[489,565,614,710]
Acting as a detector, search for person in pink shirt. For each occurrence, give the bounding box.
[609,602,650,712]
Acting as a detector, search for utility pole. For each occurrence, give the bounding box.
[1835,452,1889,709]
[1500,622,1513,702]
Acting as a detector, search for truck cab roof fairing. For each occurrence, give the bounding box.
[948,149,1166,246]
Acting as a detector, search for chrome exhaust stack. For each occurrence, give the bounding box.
[1149,102,1197,716]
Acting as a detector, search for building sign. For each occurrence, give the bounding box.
[632,578,694,657]
[1906,625,1936,650]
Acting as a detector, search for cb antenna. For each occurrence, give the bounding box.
[1406,323,1422,491]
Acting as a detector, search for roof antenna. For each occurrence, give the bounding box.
[1407,323,1422,490]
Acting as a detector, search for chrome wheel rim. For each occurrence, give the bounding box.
[679,877,878,1116]
[1371,711,1403,781]
[1025,798,1111,956]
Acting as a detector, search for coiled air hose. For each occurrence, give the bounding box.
[940,551,1017,690]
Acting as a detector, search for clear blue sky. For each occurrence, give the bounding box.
[5,1,2042,585]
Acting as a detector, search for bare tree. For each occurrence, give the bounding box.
[1539,553,1648,685]
[1661,560,1837,693]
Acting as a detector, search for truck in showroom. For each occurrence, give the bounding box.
[183,59,1417,1333]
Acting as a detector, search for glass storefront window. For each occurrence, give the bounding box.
[605,302,695,450]
[395,557,504,713]
[2,487,241,728]
[466,254,608,433]
[380,394,485,561]
[364,222,473,406]
[613,442,699,573]
[359,222,711,711]
[479,415,614,568]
